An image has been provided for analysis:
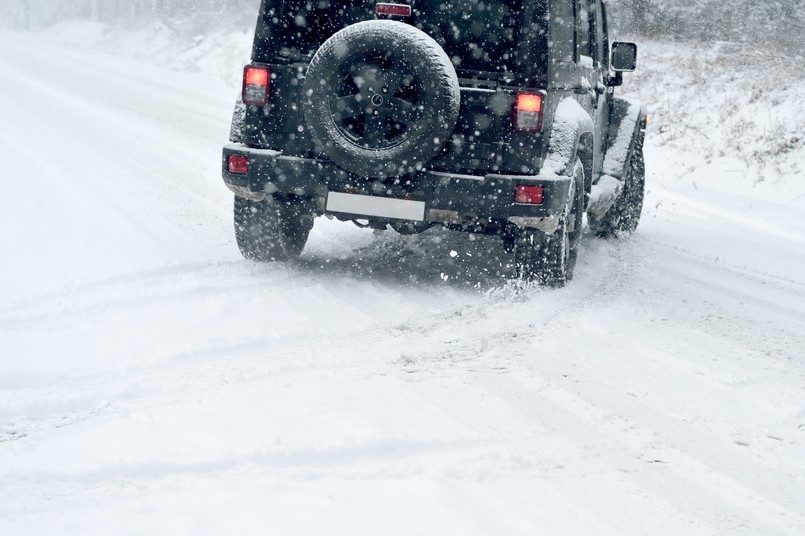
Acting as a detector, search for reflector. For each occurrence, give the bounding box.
[514,185,544,205]
[228,155,249,175]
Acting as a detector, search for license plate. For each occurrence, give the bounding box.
[326,192,426,222]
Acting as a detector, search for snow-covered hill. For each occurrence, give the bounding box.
[621,39,805,206]
[1,21,804,536]
[36,18,255,86]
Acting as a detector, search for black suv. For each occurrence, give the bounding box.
[222,0,646,286]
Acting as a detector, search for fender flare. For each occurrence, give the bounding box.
[602,96,647,181]
[542,98,595,180]
[586,97,647,218]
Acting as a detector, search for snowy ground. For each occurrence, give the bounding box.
[2,25,805,536]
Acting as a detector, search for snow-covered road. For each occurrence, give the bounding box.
[2,32,804,535]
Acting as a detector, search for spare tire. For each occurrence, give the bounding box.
[303,20,460,179]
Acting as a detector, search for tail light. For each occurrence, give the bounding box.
[242,65,270,106]
[515,92,545,131]
[514,185,543,204]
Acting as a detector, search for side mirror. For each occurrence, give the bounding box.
[611,42,637,72]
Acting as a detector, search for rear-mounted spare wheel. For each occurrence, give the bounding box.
[303,20,460,179]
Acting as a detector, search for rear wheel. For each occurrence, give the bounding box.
[589,130,645,237]
[234,196,315,262]
[514,158,585,286]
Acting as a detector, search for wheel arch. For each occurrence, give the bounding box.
[602,96,647,182]
[587,97,647,229]
[577,132,594,203]
[543,97,594,178]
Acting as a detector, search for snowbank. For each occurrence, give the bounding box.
[38,18,254,87]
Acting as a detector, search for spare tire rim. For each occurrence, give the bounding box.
[331,54,424,150]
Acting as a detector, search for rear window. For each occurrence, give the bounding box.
[254,0,525,73]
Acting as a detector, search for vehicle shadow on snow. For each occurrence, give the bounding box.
[294,226,549,292]
[293,225,643,295]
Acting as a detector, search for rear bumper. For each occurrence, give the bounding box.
[222,143,570,231]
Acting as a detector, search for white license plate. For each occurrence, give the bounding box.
[326,192,426,222]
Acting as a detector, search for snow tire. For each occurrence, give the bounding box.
[234,196,315,262]
[514,158,585,287]
[589,129,646,237]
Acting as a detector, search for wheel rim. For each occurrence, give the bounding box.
[331,55,423,149]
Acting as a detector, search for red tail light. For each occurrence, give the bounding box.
[376,3,412,17]
[515,92,545,131]
[227,155,249,175]
[514,185,544,204]
[242,65,270,106]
